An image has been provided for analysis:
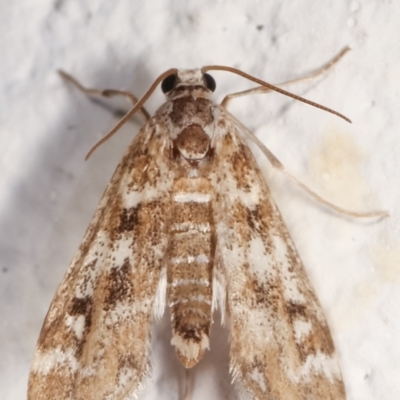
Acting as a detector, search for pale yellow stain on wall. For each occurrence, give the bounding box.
[309,126,369,210]
[369,240,400,283]
[331,279,380,331]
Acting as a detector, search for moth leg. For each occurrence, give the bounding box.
[221,46,350,108]
[182,368,193,400]
[58,70,151,122]
[231,114,389,219]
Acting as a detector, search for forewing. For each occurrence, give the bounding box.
[211,118,346,400]
[28,123,173,400]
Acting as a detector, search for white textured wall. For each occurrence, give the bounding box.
[1,1,399,399]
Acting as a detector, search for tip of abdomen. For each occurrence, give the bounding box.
[171,331,210,368]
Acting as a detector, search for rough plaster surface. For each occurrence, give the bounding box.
[1,1,399,399]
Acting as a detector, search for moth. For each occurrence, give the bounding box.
[28,49,386,400]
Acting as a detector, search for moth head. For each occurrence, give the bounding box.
[161,69,216,95]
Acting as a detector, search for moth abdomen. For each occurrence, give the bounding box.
[168,176,215,368]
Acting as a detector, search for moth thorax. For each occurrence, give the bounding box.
[174,124,211,161]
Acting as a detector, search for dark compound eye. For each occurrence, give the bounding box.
[203,73,216,92]
[161,74,177,93]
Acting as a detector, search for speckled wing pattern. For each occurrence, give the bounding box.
[28,67,346,400]
[211,111,346,399]
[28,121,174,400]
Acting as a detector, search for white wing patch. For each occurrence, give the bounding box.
[153,267,167,320]
[31,347,79,376]
[293,318,313,342]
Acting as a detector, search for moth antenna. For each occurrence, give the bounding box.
[202,65,351,123]
[85,68,178,160]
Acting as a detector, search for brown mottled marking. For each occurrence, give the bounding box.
[171,202,211,228]
[104,258,133,309]
[170,96,214,126]
[168,260,212,283]
[118,207,140,233]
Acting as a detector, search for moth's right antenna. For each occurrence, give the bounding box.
[202,62,351,123]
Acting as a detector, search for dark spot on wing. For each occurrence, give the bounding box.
[119,206,140,232]
[252,280,281,312]
[70,296,93,321]
[104,258,133,310]
[118,353,139,371]
[67,296,94,356]
[231,144,255,191]
[286,300,336,360]
[286,301,307,319]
